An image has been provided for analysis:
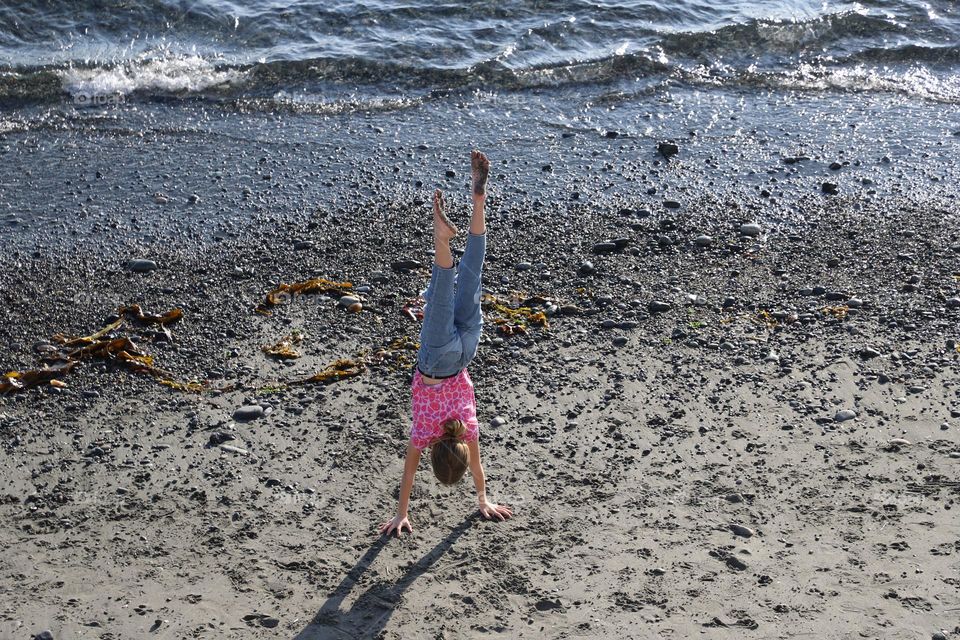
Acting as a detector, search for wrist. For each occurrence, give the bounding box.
[477,496,488,505]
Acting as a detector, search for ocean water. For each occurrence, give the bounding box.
[0,1,958,245]
[1,0,958,105]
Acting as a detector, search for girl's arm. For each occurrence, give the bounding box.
[379,444,421,537]
[466,440,513,521]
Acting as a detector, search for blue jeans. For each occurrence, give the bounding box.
[417,231,486,377]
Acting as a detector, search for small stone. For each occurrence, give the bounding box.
[946,297,960,309]
[220,444,248,455]
[693,235,713,247]
[153,192,169,204]
[391,259,423,271]
[347,302,363,313]
[233,405,265,422]
[445,169,456,178]
[834,409,857,422]
[604,130,620,139]
[829,162,843,170]
[729,524,755,538]
[33,632,54,640]
[127,258,157,273]
[515,262,533,271]
[658,141,680,159]
[601,319,617,329]
[578,261,595,275]
[534,598,563,612]
[189,193,201,204]
[739,223,761,237]
[490,416,507,427]
[338,295,361,308]
[592,242,617,254]
[260,617,280,629]
[293,240,314,251]
[663,200,681,209]
[859,347,882,360]
[822,182,839,195]
[886,438,911,448]
[648,300,672,314]
[612,336,628,347]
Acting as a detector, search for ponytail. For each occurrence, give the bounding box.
[442,418,466,440]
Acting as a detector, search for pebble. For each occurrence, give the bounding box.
[612,336,628,347]
[822,182,839,195]
[578,261,595,275]
[946,297,960,309]
[293,240,314,250]
[153,192,169,204]
[33,632,53,640]
[338,295,361,307]
[739,223,761,237]
[663,200,681,209]
[220,444,248,455]
[859,347,882,359]
[648,300,672,314]
[592,242,617,254]
[729,524,755,538]
[127,258,157,273]
[658,140,680,159]
[515,262,533,271]
[887,438,911,447]
[834,409,857,422]
[490,416,507,427]
[534,598,563,612]
[693,235,713,247]
[233,405,265,422]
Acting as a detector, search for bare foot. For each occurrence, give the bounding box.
[433,189,458,240]
[471,150,489,198]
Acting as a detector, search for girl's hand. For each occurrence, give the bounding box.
[379,514,413,538]
[478,502,512,521]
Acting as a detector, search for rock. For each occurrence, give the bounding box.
[293,240,314,251]
[153,192,169,204]
[658,141,680,159]
[885,438,911,450]
[693,235,713,247]
[490,416,507,427]
[612,336,628,347]
[338,295,361,308]
[208,432,235,446]
[233,405,265,422]
[648,300,672,314]
[189,193,201,204]
[127,258,157,273]
[946,297,960,309]
[220,444,248,455]
[604,130,620,139]
[347,302,363,313]
[601,319,617,329]
[729,524,755,538]
[834,409,857,422]
[822,182,839,195]
[534,598,563,612]
[33,632,54,640]
[725,555,749,571]
[829,162,843,170]
[260,617,280,629]
[932,633,948,640]
[663,200,681,209]
[721,296,736,309]
[445,169,456,178]
[515,262,532,271]
[739,223,761,237]
[859,347,882,360]
[578,261,595,275]
[391,259,423,271]
[592,242,617,254]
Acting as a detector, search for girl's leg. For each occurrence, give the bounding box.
[453,151,488,332]
[419,190,459,356]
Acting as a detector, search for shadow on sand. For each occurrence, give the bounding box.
[292,514,480,639]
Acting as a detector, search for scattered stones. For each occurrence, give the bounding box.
[127,258,157,273]
[739,223,761,237]
[648,300,672,314]
[233,405,265,422]
[834,409,857,422]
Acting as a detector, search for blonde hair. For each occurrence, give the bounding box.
[430,418,470,485]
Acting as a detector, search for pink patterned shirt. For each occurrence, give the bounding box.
[409,368,480,451]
